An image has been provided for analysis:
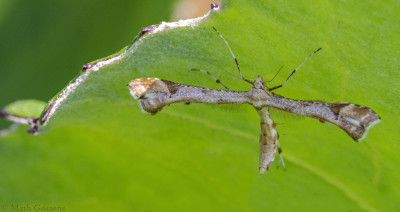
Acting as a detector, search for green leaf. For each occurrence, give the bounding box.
[1,0,399,211]
[3,100,46,119]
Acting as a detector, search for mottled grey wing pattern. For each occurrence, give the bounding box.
[128,77,380,173]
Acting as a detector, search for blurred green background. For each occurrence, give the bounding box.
[0,0,177,127]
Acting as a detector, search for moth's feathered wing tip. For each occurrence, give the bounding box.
[127,78,160,99]
[127,80,140,99]
[357,118,381,142]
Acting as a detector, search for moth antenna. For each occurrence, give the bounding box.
[265,65,284,82]
[191,69,230,90]
[212,26,253,85]
[270,48,322,91]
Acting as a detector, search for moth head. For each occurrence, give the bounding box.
[253,75,267,90]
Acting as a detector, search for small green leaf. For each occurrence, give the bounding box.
[3,99,46,119]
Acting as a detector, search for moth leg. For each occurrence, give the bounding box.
[191,68,230,90]
[270,48,321,91]
[276,140,286,170]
